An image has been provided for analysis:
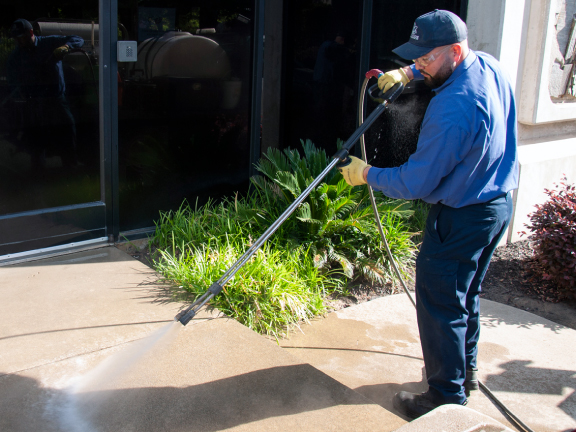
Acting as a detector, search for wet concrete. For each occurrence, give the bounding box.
[0,246,404,432]
[2,246,574,431]
[280,294,576,432]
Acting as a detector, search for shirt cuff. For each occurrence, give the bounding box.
[366,167,383,190]
[410,64,424,81]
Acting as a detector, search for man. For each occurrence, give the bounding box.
[7,18,84,170]
[338,10,518,420]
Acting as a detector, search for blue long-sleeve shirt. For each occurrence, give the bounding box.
[367,51,518,208]
[7,35,84,98]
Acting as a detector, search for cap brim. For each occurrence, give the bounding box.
[392,42,434,60]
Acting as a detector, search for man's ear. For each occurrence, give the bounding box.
[452,44,464,62]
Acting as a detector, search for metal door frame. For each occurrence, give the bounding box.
[0,0,276,264]
[100,0,119,241]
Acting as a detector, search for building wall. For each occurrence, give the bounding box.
[467,0,576,243]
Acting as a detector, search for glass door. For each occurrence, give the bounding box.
[0,2,103,257]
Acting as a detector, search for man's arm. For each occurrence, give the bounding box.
[377,64,424,92]
[63,35,84,50]
[46,35,84,60]
[365,115,472,200]
[44,35,83,51]
[407,64,424,81]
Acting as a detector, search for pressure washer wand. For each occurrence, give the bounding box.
[174,83,405,326]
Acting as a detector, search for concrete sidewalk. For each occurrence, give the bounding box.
[0,247,403,431]
[1,246,574,431]
[280,294,576,431]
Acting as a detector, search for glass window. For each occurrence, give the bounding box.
[0,6,100,215]
[366,0,463,169]
[117,1,255,231]
[283,0,361,157]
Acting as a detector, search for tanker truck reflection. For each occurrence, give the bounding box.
[118,28,250,230]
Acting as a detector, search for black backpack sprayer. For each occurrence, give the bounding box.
[173,71,535,432]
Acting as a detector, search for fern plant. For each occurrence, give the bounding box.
[246,139,417,285]
[151,140,419,337]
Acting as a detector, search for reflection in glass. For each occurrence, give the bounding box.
[0,9,100,215]
[283,0,360,156]
[118,1,254,231]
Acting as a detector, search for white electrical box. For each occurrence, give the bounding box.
[117,41,137,62]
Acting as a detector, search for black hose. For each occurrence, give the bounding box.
[357,78,415,306]
[357,77,535,432]
[479,381,536,432]
[79,50,97,88]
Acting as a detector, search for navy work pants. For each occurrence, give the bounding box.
[415,193,513,404]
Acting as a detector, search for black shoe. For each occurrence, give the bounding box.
[393,391,442,420]
[464,368,479,396]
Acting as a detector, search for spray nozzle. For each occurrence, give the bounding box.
[175,308,196,326]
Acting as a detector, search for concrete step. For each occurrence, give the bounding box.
[392,405,514,432]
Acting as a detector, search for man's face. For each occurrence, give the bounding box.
[14,29,35,49]
[413,45,455,88]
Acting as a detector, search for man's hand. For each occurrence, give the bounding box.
[378,68,410,93]
[337,156,370,186]
[53,45,70,60]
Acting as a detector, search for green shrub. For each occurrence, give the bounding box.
[151,140,419,336]
[408,199,431,245]
[248,139,418,285]
[155,239,329,337]
[523,176,576,299]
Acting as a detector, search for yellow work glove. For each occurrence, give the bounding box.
[377,68,410,93]
[337,156,370,186]
[53,45,70,60]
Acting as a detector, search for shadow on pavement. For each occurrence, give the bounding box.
[1,364,377,432]
[484,359,576,421]
[480,302,570,333]
[352,367,427,417]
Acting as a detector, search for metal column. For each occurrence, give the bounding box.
[249,0,265,176]
[99,0,119,241]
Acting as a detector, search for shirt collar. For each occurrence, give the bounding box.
[432,50,477,93]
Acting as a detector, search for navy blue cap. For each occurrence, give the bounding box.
[392,10,467,60]
[9,19,33,38]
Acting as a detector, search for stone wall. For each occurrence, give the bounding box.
[467,0,576,242]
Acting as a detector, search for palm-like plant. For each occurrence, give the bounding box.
[247,139,417,285]
[151,140,420,337]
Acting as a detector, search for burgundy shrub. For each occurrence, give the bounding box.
[523,176,576,299]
